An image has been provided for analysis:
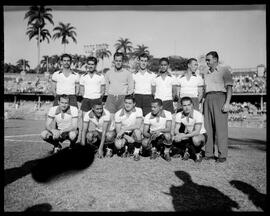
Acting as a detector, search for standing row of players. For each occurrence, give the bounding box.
[41,51,232,163]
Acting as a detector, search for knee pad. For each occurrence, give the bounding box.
[69,131,77,141]
[86,132,94,142]
[115,138,125,149]
[40,130,49,140]
[106,131,115,143]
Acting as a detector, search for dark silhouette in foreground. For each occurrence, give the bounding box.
[24,203,52,212]
[5,159,41,186]
[31,144,95,183]
[164,171,239,211]
[230,180,266,211]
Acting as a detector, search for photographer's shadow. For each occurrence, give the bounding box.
[5,144,95,185]
[230,180,265,211]
[5,159,41,186]
[164,171,239,211]
[31,144,95,183]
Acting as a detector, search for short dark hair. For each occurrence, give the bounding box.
[138,53,149,60]
[124,94,135,103]
[60,53,72,61]
[151,98,163,106]
[92,99,103,107]
[59,94,70,101]
[114,52,124,60]
[180,96,193,105]
[187,58,197,65]
[206,51,219,61]
[87,56,98,65]
[159,57,169,65]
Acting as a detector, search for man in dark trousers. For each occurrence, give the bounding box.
[202,51,233,163]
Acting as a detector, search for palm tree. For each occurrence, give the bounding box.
[16,59,30,71]
[96,49,112,71]
[114,37,133,62]
[52,22,77,53]
[26,23,51,43]
[40,55,52,72]
[24,5,54,73]
[132,44,150,58]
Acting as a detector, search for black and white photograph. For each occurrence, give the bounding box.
[3,5,266,212]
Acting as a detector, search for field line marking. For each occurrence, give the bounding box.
[5,134,40,138]
[5,139,44,143]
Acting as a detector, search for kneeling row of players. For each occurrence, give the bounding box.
[41,95,206,163]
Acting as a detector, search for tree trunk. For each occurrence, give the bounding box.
[47,57,49,72]
[37,27,40,73]
[64,43,66,53]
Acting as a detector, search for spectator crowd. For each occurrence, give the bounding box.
[228,101,266,121]
[232,74,266,93]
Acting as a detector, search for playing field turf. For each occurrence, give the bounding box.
[4,119,266,212]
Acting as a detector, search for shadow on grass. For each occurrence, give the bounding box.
[229,138,266,151]
[4,145,95,185]
[31,144,95,183]
[230,180,266,211]
[24,203,52,212]
[164,171,239,211]
[4,159,42,186]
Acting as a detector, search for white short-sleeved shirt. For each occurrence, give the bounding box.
[52,70,80,95]
[83,108,111,132]
[175,109,206,134]
[47,105,78,131]
[152,73,178,101]
[133,70,156,95]
[144,110,172,133]
[115,107,143,132]
[178,74,204,98]
[79,72,105,99]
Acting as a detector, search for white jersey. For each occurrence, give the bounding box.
[178,74,204,98]
[83,108,111,133]
[52,70,80,95]
[79,72,105,99]
[152,73,178,100]
[47,105,78,131]
[144,110,172,133]
[133,70,156,95]
[175,109,206,134]
[115,107,143,132]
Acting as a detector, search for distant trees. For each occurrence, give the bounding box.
[114,37,133,63]
[52,22,77,53]
[96,49,112,71]
[148,56,188,73]
[24,6,54,73]
[132,44,150,58]
[16,59,30,71]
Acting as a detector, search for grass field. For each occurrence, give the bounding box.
[4,119,266,212]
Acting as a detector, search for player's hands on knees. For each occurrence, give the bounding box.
[174,133,186,142]
[124,135,134,143]
[151,131,160,140]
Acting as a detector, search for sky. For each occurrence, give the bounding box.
[4,5,266,70]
